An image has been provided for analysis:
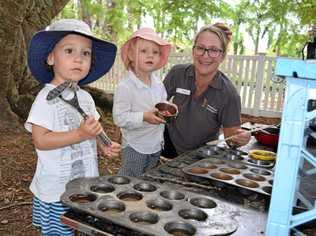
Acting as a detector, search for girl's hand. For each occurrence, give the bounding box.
[78,116,103,139]
[99,141,121,157]
[143,109,166,124]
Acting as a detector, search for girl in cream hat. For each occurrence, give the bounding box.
[113,27,171,177]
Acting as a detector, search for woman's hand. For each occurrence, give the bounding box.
[230,129,251,147]
[223,126,251,147]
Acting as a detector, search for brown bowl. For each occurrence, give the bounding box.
[155,102,178,122]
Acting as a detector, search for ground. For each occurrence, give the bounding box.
[0,113,280,236]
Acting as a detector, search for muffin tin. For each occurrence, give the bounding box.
[195,145,275,169]
[61,175,239,236]
[182,157,274,196]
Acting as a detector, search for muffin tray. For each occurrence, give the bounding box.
[61,175,239,236]
[182,157,274,196]
[195,145,275,169]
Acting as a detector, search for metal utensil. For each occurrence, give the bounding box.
[59,92,112,146]
[47,81,112,146]
[47,81,73,101]
[207,125,278,146]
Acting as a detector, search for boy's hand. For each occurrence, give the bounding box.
[99,141,121,157]
[143,109,165,124]
[78,116,103,139]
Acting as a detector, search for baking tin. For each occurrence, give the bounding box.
[182,158,274,196]
[195,145,275,169]
[61,175,239,236]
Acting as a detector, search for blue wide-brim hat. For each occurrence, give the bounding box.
[27,19,117,85]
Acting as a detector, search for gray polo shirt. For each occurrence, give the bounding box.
[163,64,241,154]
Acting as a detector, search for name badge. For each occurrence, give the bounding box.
[176,88,191,95]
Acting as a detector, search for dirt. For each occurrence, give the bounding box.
[0,113,280,236]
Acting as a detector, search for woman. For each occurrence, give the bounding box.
[162,23,250,158]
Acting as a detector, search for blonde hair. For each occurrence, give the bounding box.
[193,24,231,57]
[125,37,161,72]
[125,38,138,70]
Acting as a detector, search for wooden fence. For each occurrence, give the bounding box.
[91,53,284,118]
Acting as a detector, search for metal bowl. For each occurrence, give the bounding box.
[160,190,185,200]
[97,199,126,213]
[187,167,209,174]
[178,208,208,221]
[189,197,217,209]
[69,193,97,204]
[247,158,274,167]
[164,221,196,236]
[146,198,173,211]
[210,172,233,181]
[235,178,259,188]
[129,211,159,225]
[133,182,157,192]
[155,101,178,122]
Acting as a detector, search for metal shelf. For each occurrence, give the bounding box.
[266,58,316,235]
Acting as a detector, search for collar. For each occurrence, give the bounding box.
[209,71,223,90]
[127,70,158,89]
[190,65,223,90]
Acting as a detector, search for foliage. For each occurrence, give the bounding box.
[57,0,316,56]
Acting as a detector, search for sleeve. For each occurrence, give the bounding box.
[85,92,100,121]
[161,84,167,101]
[163,65,178,100]
[219,87,242,128]
[24,91,54,133]
[112,82,144,130]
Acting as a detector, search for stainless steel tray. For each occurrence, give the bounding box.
[61,175,239,236]
[182,157,274,196]
[195,145,275,169]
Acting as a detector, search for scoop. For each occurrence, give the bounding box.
[155,101,178,122]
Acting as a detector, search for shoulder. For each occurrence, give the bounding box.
[169,63,193,74]
[165,64,193,82]
[116,77,132,91]
[79,87,92,96]
[32,85,52,104]
[78,88,94,102]
[218,71,238,95]
[118,71,134,87]
[152,73,164,84]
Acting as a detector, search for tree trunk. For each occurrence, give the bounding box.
[0,0,70,129]
[1,0,115,131]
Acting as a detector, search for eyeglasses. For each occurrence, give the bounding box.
[193,45,223,58]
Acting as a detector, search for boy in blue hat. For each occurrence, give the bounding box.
[25,19,121,235]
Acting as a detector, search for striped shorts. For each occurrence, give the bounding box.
[32,196,74,236]
[118,146,160,177]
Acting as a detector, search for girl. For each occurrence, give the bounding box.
[113,27,171,177]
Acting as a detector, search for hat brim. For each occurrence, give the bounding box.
[121,35,171,70]
[27,30,117,85]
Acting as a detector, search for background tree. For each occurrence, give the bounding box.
[1,0,316,130]
[222,0,250,55]
[0,0,70,128]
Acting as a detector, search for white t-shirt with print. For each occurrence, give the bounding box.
[25,84,100,203]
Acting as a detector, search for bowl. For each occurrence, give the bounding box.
[254,127,279,147]
[249,149,276,161]
[155,102,178,122]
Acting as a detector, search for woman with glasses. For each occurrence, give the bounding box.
[162,23,251,158]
